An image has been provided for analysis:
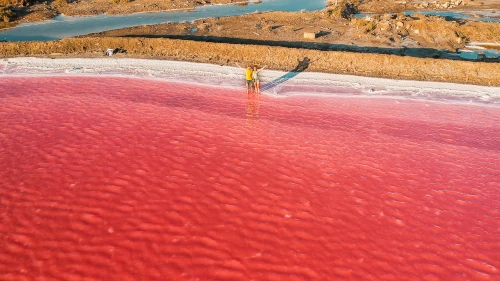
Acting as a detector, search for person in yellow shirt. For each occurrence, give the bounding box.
[236,63,254,94]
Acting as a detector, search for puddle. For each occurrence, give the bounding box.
[355,11,500,23]
[404,10,500,22]
[457,42,500,61]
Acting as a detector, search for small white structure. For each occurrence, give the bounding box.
[106,49,114,56]
[304,32,317,39]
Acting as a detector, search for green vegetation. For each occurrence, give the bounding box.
[54,0,69,6]
[354,18,376,33]
[1,5,15,22]
[0,0,29,6]
[327,0,361,20]
[0,0,34,23]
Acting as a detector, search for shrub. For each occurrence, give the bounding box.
[0,0,33,7]
[0,6,15,22]
[354,18,376,33]
[327,0,360,20]
[54,0,68,6]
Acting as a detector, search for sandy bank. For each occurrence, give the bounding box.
[1,37,499,87]
[1,57,499,105]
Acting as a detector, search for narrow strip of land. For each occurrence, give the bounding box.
[1,37,499,86]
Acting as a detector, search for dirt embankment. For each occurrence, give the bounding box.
[1,37,498,86]
[55,0,245,17]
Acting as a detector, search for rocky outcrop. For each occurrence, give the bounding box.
[415,0,469,9]
[352,13,474,51]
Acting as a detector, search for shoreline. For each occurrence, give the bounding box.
[1,57,499,106]
[6,0,500,25]
[1,0,252,27]
[1,37,499,86]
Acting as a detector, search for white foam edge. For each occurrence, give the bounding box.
[1,57,499,105]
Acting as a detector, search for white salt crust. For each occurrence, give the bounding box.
[1,57,499,105]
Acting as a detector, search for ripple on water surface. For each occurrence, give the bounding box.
[0,76,499,280]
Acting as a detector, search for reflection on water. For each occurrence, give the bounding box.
[0,0,327,42]
[245,91,261,128]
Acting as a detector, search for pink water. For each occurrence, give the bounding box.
[1,76,499,281]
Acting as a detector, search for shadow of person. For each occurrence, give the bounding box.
[293,57,311,72]
[261,57,311,92]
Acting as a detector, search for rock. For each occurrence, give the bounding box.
[197,23,210,31]
[378,22,392,31]
[382,13,393,21]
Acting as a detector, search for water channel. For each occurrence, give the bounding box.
[0,0,327,42]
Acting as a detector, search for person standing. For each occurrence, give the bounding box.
[236,63,254,94]
[252,65,266,93]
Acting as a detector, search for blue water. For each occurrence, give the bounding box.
[458,49,500,60]
[0,0,326,42]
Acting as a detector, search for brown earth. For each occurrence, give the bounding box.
[1,0,248,26]
[3,0,500,27]
[355,0,500,13]
[1,37,499,87]
[55,0,243,17]
[90,9,500,54]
